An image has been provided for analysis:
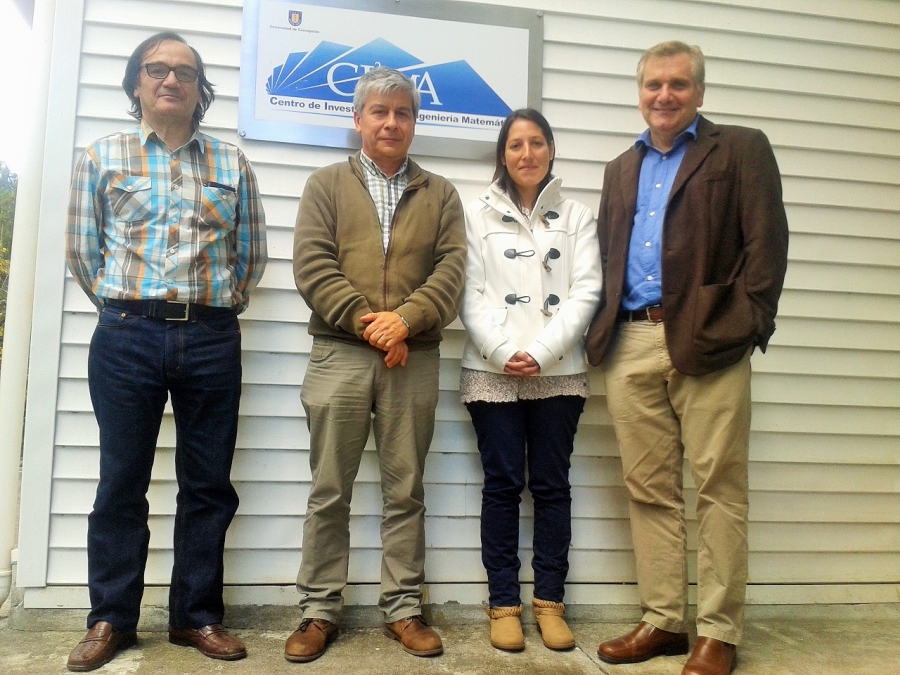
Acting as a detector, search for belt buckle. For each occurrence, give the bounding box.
[166,301,190,321]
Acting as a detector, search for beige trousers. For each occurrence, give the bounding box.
[297,338,440,624]
[601,321,751,645]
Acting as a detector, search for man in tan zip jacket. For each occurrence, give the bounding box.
[286,67,466,663]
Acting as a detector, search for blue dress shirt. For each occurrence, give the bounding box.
[621,116,700,311]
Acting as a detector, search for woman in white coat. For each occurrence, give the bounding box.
[460,109,601,652]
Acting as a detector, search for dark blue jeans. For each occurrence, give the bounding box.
[466,395,585,607]
[86,306,242,631]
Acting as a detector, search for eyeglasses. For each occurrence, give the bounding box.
[143,62,198,83]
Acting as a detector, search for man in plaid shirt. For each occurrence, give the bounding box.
[65,31,266,672]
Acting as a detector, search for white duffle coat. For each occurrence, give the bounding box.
[460,178,602,376]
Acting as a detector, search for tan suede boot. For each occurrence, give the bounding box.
[486,605,525,651]
[532,598,575,650]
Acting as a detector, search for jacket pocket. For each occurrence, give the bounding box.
[692,279,758,355]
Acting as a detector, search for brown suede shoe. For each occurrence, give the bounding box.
[284,618,339,663]
[168,624,247,661]
[682,637,737,675]
[383,615,443,656]
[487,606,525,651]
[597,621,689,664]
[67,621,137,672]
[532,598,575,650]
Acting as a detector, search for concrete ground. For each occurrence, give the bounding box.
[1,601,898,675]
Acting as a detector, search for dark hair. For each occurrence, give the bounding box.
[492,108,555,210]
[122,31,215,124]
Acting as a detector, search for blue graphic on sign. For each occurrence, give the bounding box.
[266,37,511,117]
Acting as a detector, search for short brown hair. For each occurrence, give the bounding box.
[637,41,705,87]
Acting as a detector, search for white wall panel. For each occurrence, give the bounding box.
[17,0,900,609]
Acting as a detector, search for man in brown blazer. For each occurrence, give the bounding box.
[586,41,789,675]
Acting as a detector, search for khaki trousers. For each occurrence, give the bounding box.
[601,321,751,645]
[297,338,440,624]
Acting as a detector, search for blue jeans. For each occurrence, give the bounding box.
[466,395,585,607]
[85,305,242,631]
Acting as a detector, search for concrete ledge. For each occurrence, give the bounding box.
[8,563,899,632]
[8,601,900,632]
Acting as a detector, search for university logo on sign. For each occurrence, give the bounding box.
[266,37,511,118]
[288,10,302,26]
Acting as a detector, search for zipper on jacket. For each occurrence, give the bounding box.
[381,181,424,310]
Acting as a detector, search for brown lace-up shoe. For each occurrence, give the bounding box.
[168,624,247,660]
[383,615,443,656]
[597,621,689,664]
[682,637,737,675]
[284,618,339,662]
[67,621,137,672]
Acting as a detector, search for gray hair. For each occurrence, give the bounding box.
[637,41,705,87]
[352,67,420,117]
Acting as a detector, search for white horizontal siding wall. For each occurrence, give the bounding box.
[17,0,900,609]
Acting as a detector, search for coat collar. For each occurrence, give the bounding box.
[620,115,720,211]
[670,115,718,201]
[348,151,429,189]
[478,177,564,227]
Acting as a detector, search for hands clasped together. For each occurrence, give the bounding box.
[361,311,410,367]
[504,351,541,377]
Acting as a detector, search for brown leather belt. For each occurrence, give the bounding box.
[617,305,663,322]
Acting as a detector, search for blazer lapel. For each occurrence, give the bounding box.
[670,116,718,202]
[619,146,643,225]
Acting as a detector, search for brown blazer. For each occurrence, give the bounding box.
[585,115,789,376]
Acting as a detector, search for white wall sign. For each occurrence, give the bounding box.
[239,0,543,159]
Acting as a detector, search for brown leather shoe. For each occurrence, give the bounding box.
[67,621,137,672]
[284,618,339,663]
[597,621,689,664]
[383,615,443,657]
[168,624,247,661]
[682,637,736,675]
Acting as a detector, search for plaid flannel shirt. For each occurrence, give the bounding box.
[358,151,408,252]
[66,121,267,310]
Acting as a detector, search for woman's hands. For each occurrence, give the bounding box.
[504,351,540,376]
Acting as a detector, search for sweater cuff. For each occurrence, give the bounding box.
[393,302,424,336]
